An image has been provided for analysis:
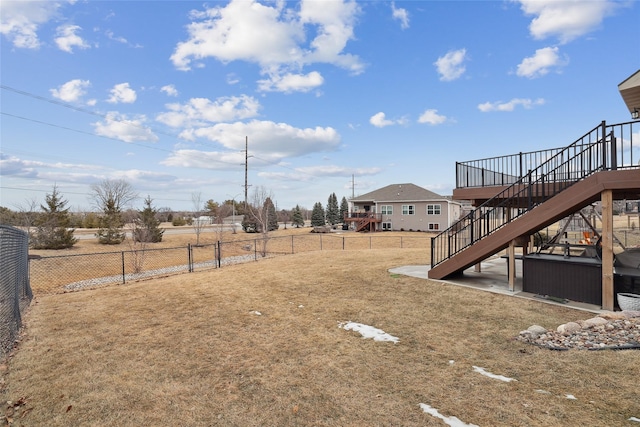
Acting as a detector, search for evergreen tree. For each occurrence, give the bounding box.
[340,196,349,222]
[326,192,340,225]
[265,197,279,231]
[96,197,126,244]
[242,206,258,233]
[92,179,136,245]
[31,185,77,249]
[292,205,305,228]
[133,196,164,243]
[311,202,326,226]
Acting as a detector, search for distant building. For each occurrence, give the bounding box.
[345,183,462,232]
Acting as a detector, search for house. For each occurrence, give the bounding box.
[344,183,462,232]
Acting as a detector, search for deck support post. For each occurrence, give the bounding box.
[601,189,614,310]
[508,239,516,291]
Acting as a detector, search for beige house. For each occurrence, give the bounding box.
[345,183,462,232]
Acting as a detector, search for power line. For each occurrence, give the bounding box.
[1,84,345,180]
[1,112,170,153]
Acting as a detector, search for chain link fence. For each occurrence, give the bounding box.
[29,233,431,295]
[0,225,33,357]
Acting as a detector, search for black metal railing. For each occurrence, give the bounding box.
[432,120,639,268]
[456,121,639,188]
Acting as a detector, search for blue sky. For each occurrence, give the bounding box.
[1,0,638,212]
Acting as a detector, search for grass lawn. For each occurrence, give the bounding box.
[2,239,639,426]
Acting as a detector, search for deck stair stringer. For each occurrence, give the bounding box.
[427,169,640,279]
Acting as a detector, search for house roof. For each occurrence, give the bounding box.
[618,69,640,117]
[351,183,444,203]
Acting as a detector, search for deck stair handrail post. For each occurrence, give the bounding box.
[519,152,523,181]
[601,120,607,170]
[431,120,637,269]
[609,122,617,171]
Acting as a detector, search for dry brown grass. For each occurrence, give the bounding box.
[2,245,639,426]
[28,228,433,294]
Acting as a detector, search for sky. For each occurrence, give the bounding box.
[1,0,639,213]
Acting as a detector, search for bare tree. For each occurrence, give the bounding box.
[246,186,274,256]
[13,197,39,234]
[122,209,147,273]
[191,192,206,246]
[214,203,233,242]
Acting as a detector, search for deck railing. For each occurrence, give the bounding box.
[432,120,639,268]
[456,121,639,188]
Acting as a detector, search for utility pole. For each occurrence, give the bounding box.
[244,136,249,210]
[352,174,355,199]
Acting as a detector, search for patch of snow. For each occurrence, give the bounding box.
[629,417,640,422]
[419,403,479,427]
[298,305,304,308]
[535,389,551,395]
[338,322,399,343]
[449,360,455,365]
[472,366,516,382]
[565,394,577,400]
[250,311,262,316]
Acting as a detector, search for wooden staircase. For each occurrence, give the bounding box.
[429,120,640,280]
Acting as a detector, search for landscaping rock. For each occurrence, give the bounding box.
[518,311,640,350]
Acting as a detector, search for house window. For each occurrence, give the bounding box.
[402,205,415,215]
[381,205,393,215]
[382,222,392,230]
[427,204,441,215]
[428,223,440,231]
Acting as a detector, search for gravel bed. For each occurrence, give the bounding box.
[63,254,258,291]
[517,311,640,350]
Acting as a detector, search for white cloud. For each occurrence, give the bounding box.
[156,95,261,128]
[434,48,467,82]
[259,165,382,182]
[160,84,179,97]
[107,83,137,104]
[418,109,447,126]
[162,150,255,171]
[226,73,240,85]
[477,98,545,112]
[0,153,106,180]
[170,0,363,92]
[516,0,618,44]
[0,1,61,49]
[516,46,568,79]
[391,2,409,30]
[370,112,407,128]
[257,71,324,93]
[50,79,91,102]
[174,119,340,161]
[55,24,90,53]
[92,112,159,143]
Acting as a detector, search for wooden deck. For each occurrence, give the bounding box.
[429,169,640,280]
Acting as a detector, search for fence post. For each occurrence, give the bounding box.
[121,251,126,284]
[369,236,372,249]
[343,236,345,250]
[254,239,258,260]
[188,243,192,272]
[217,241,221,268]
[291,235,294,254]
